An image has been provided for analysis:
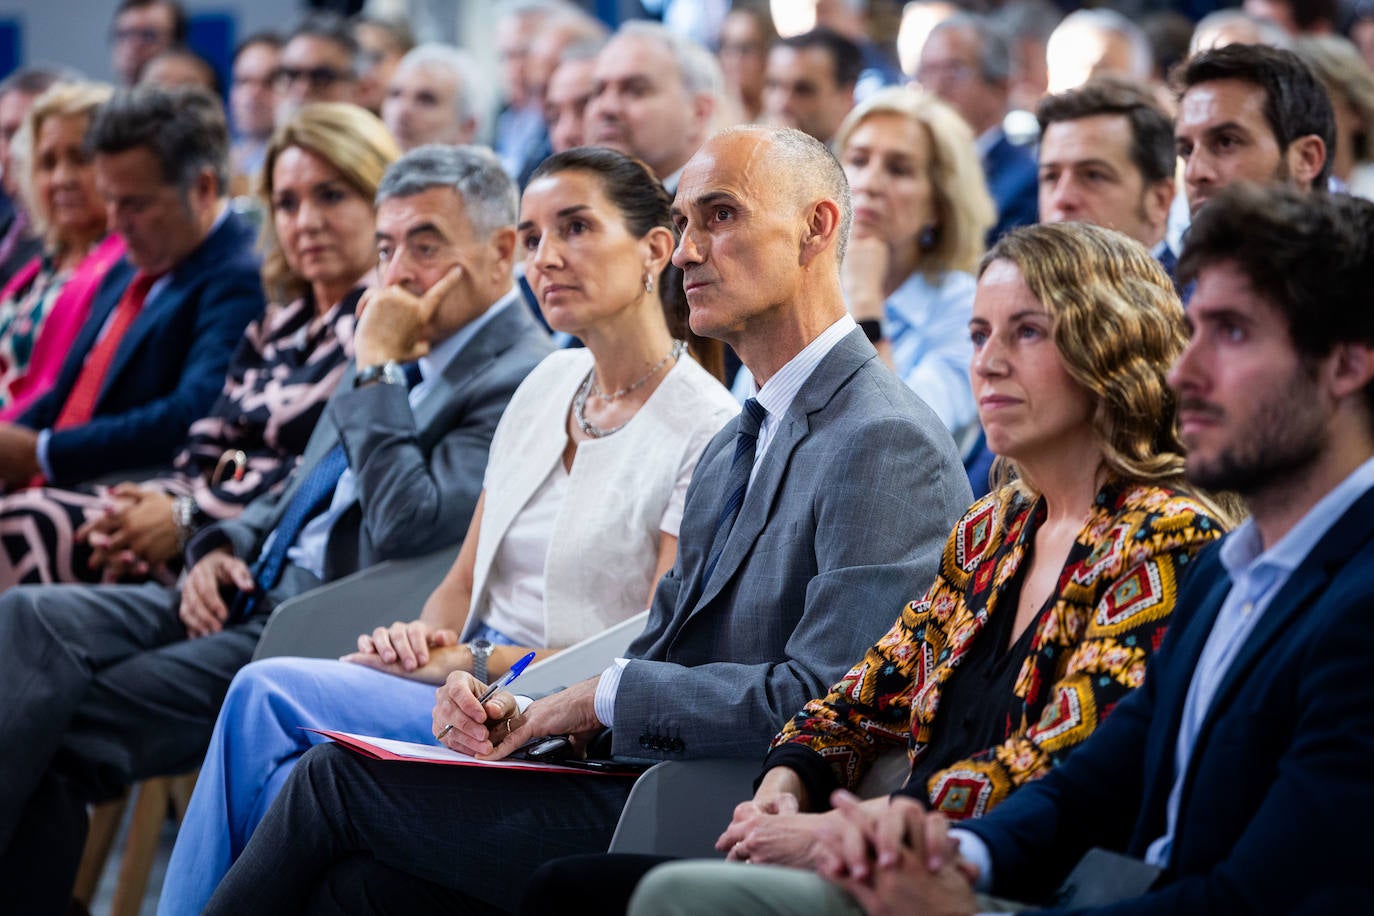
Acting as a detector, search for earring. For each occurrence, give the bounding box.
[644,274,654,293]
[918,224,938,252]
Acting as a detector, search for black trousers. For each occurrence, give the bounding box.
[0,580,276,914]
[519,853,677,916]
[206,742,638,914]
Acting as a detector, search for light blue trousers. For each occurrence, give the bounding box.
[156,626,518,915]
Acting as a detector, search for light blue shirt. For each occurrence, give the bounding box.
[593,314,858,725]
[282,289,519,579]
[1145,454,1374,866]
[881,270,976,434]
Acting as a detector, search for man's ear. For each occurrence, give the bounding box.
[490,226,517,276]
[192,166,220,209]
[1327,342,1374,401]
[1144,176,1175,231]
[799,198,842,267]
[690,91,718,140]
[1285,134,1327,190]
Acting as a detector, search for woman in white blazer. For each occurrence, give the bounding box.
[159,148,739,915]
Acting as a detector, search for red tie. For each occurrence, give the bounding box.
[55,270,161,430]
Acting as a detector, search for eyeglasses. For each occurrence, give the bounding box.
[112,27,169,46]
[272,66,352,91]
[914,61,977,86]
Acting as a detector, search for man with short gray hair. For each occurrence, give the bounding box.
[916,13,1037,241]
[585,21,723,189]
[382,44,487,151]
[0,144,553,911]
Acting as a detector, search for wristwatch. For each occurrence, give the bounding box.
[466,638,494,685]
[354,360,406,388]
[172,495,203,551]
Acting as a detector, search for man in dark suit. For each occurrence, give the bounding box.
[628,186,1374,916]
[202,125,972,914]
[1036,79,1178,280]
[0,144,553,912]
[0,87,265,488]
[915,14,1037,244]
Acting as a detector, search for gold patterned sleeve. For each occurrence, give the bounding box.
[767,520,968,791]
[923,505,1224,818]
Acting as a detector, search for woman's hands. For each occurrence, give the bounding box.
[341,619,466,684]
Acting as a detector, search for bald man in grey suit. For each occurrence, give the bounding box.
[206,126,973,915]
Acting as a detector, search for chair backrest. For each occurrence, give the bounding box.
[253,546,461,661]
[607,749,911,857]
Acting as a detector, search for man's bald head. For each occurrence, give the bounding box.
[671,126,852,378]
[708,125,853,263]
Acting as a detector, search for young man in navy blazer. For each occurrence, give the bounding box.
[629,186,1374,916]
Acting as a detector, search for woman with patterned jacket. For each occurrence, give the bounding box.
[711,222,1232,870]
[517,222,1237,916]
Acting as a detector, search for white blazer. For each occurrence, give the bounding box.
[463,348,738,648]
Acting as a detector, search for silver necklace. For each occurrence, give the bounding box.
[574,340,685,438]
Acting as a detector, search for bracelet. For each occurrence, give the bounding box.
[858,319,883,343]
[173,495,200,551]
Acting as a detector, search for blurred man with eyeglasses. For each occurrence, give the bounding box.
[110,0,186,87]
[274,13,360,126]
[915,12,1038,244]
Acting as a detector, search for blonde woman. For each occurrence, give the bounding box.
[836,86,995,439]
[0,82,120,420]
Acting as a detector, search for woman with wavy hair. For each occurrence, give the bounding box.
[0,103,397,589]
[519,221,1234,916]
[835,86,995,440]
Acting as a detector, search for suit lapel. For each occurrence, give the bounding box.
[690,410,810,613]
[687,329,873,618]
[1186,487,1374,755]
[1137,564,1233,812]
[96,213,248,405]
[413,297,524,432]
[1164,486,1374,812]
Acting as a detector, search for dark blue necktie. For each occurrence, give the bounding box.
[702,398,766,585]
[229,361,422,620]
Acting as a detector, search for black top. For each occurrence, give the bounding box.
[761,559,1047,809]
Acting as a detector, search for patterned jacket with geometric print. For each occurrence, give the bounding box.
[767,479,1225,819]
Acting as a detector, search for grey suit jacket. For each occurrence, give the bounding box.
[612,327,973,759]
[188,294,555,591]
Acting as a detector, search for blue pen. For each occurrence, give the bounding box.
[435,651,537,742]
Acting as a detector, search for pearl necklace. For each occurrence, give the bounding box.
[574,340,686,438]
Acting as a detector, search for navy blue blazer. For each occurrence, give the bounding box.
[19,210,264,484]
[983,133,1039,245]
[963,484,1374,913]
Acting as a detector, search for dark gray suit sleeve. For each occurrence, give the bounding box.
[611,411,973,759]
[328,377,505,561]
